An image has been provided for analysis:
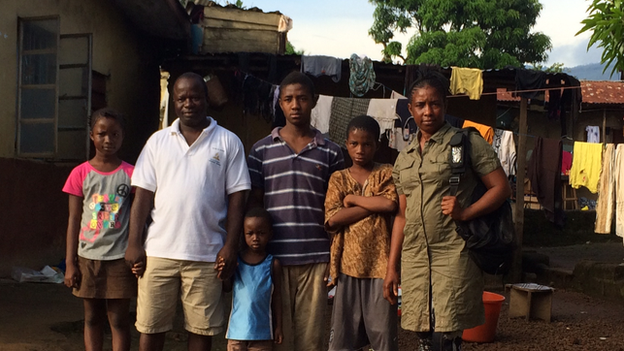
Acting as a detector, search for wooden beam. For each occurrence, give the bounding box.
[202,30,280,54]
[202,18,277,31]
[512,97,528,282]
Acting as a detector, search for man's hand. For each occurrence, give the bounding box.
[383,268,400,305]
[215,243,237,280]
[125,244,146,278]
[441,195,465,221]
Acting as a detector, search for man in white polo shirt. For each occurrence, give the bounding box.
[125,72,250,351]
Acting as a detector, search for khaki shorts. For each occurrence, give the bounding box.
[73,256,136,299]
[227,340,273,351]
[135,256,225,336]
[275,263,327,351]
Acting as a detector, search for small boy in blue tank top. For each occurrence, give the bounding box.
[220,207,283,351]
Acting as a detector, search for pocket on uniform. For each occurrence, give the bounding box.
[396,159,417,196]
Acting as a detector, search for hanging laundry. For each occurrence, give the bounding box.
[394,99,417,138]
[595,144,615,234]
[310,95,333,134]
[387,128,415,151]
[391,90,407,99]
[548,88,562,120]
[528,137,564,226]
[301,55,342,83]
[614,145,624,243]
[462,120,494,144]
[271,86,280,118]
[561,151,572,175]
[367,99,399,136]
[273,100,285,129]
[189,4,205,23]
[242,75,274,123]
[514,69,547,99]
[450,67,483,100]
[569,142,603,193]
[559,78,581,137]
[492,129,517,177]
[349,54,376,97]
[586,126,600,143]
[328,97,370,146]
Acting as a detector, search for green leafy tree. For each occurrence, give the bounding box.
[369,0,552,68]
[533,62,567,73]
[285,41,304,55]
[576,0,624,79]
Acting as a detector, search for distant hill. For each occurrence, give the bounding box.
[566,63,620,81]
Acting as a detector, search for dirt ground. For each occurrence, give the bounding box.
[1,278,624,351]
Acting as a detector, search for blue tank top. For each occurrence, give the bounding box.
[226,254,274,340]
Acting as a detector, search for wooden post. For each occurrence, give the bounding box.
[602,109,607,143]
[511,97,528,282]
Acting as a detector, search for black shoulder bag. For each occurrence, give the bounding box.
[448,129,515,275]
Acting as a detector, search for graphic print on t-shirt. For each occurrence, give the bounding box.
[81,186,128,243]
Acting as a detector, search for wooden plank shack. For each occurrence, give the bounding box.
[201,6,285,54]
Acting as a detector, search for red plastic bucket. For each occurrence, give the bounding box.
[462,291,505,343]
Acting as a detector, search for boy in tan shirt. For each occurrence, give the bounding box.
[324,115,398,351]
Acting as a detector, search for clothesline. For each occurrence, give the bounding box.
[236,69,581,101]
[448,84,581,99]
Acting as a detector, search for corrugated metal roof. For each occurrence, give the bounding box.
[582,81,624,104]
[497,80,624,105]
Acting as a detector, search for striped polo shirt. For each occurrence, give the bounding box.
[248,128,344,265]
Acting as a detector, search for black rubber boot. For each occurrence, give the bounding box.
[416,337,433,351]
[431,332,462,351]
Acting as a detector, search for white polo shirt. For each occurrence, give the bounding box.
[132,117,251,262]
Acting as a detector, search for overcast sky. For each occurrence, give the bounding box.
[244,0,602,68]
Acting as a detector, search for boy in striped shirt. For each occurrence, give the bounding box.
[247,71,344,351]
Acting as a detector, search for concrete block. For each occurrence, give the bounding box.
[506,283,554,322]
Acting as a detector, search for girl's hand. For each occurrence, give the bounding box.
[274,327,283,344]
[323,264,334,288]
[64,261,81,289]
[125,245,146,278]
[132,262,145,278]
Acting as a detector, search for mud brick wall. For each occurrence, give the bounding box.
[0,158,73,277]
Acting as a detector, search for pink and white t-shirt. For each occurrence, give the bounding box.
[63,161,134,260]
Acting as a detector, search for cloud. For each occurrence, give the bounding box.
[288,17,383,60]
[546,38,603,67]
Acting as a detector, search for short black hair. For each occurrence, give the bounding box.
[90,107,125,131]
[245,207,273,226]
[346,115,380,141]
[279,71,315,98]
[176,72,208,99]
[408,71,449,107]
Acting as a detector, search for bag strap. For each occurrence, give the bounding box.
[449,129,470,196]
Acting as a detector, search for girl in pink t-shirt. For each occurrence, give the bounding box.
[62,108,135,351]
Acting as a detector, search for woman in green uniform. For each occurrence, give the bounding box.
[383,72,511,351]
